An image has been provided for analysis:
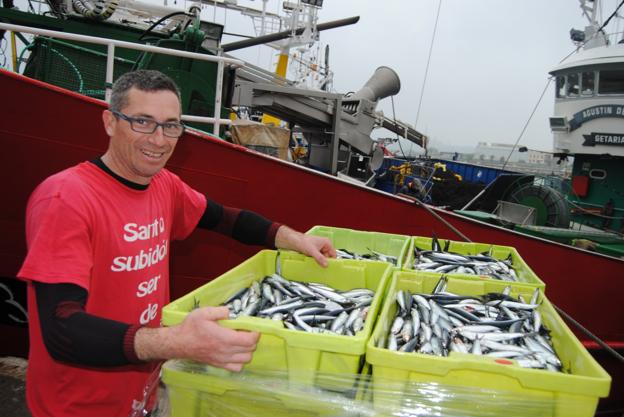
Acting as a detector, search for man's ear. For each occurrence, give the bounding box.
[102,109,115,136]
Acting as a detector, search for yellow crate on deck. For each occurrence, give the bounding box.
[162,250,392,390]
[366,270,611,417]
[306,225,411,269]
[405,236,545,290]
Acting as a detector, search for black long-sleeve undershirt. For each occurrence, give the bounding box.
[35,282,137,367]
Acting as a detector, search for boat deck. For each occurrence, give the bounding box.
[0,357,29,417]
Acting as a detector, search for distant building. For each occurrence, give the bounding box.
[473,142,527,163]
[527,150,550,164]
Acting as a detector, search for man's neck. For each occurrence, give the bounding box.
[92,156,149,191]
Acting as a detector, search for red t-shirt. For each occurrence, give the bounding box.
[18,161,206,417]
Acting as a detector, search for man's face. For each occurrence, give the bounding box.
[103,88,181,184]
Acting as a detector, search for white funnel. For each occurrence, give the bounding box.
[349,66,401,102]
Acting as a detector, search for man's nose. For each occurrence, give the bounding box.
[148,125,168,145]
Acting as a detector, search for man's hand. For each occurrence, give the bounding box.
[135,306,259,372]
[274,226,336,267]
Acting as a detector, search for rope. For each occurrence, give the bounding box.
[411,0,442,155]
[390,95,409,160]
[500,77,552,172]
[553,304,624,364]
[411,198,471,242]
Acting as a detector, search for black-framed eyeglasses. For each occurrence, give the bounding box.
[111,110,185,138]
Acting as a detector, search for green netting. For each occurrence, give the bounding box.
[23,37,135,99]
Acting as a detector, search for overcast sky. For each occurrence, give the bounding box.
[215,0,622,154]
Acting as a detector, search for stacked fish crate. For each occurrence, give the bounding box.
[160,227,611,417]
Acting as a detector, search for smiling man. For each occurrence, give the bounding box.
[17,70,335,417]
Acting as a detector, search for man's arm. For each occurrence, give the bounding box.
[34,282,140,367]
[133,307,258,372]
[198,198,336,266]
[35,282,258,371]
[197,199,280,247]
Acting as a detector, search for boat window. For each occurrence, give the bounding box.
[598,70,624,94]
[589,169,606,180]
[556,76,565,98]
[581,71,595,96]
[566,73,579,97]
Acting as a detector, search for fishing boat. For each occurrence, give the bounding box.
[0,0,622,413]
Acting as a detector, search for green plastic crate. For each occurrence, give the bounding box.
[366,271,611,417]
[162,250,392,390]
[405,236,546,290]
[162,360,364,417]
[306,225,411,268]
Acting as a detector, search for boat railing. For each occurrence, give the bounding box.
[0,22,244,136]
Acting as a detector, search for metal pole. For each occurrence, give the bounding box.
[0,23,244,67]
[105,43,115,103]
[213,57,224,136]
[10,31,18,72]
[330,97,342,175]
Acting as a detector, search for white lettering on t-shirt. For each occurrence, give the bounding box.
[123,218,166,242]
[136,275,161,298]
[139,303,159,325]
[110,239,168,272]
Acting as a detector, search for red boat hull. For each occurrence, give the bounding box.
[1,70,622,410]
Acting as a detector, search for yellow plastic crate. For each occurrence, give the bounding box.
[366,270,611,417]
[162,250,392,390]
[405,236,545,289]
[162,360,363,417]
[306,225,410,268]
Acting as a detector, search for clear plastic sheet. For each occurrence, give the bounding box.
[151,360,581,417]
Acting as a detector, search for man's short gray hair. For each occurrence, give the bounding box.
[109,70,181,112]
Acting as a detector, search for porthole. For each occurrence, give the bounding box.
[589,169,606,180]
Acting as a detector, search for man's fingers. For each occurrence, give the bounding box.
[221,328,260,349]
[223,362,245,373]
[321,245,337,258]
[198,306,230,321]
[228,351,254,364]
[313,250,329,267]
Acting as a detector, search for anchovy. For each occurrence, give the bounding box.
[336,248,398,265]
[414,245,521,282]
[381,287,564,372]
[225,274,375,336]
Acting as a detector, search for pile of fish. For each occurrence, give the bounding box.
[413,237,519,281]
[336,248,398,266]
[381,278,563,372]
[222,273,374,335]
